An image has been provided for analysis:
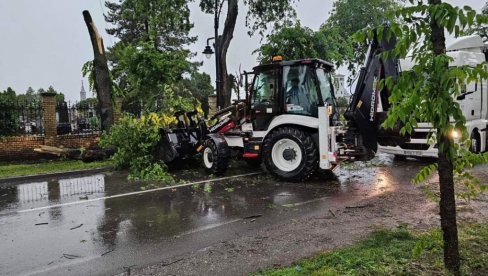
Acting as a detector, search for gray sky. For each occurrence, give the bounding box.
[0,0,484,101]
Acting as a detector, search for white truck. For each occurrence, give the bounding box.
[378,35,488,157]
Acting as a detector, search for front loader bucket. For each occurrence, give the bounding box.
[155,129,180,163]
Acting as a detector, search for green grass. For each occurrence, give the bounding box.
[0,160,113,178]
[256,224,488,276]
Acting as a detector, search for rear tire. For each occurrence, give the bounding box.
[470,131,481,154]
[202,139,229,175]
[262,127,318,182]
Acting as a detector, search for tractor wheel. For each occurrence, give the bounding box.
[470,130,481,154]
[262,127,318,182]
[202,139,229,176]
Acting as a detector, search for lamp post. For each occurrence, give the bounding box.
[202,0,222,110]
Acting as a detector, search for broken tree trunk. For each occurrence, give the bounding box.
[83,10,114,133]
[34,145,115,162]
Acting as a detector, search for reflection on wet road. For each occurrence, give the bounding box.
[0,155,427,276]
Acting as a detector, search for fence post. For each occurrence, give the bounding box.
[41,91,57,146]
[113,97,123,124]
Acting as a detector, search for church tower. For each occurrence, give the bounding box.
[80,80,87,101]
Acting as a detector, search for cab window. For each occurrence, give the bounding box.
[283,65,319,116]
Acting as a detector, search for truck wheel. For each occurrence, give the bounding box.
[202,139,229,175]
[262,127,318,182]
[470,131,481,154]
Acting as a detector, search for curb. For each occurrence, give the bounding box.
[0,167,114,188]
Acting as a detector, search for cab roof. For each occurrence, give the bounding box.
[253,58,335,73]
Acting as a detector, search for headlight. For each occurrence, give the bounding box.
[450,129,460,139]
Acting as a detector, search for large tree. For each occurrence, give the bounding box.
[369,1,488,274]
[105,0,195,50]
[103,0,197,108]
[199,0,299,107]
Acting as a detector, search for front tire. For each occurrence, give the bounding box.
[202,139,229,175]
[262,127,318,182]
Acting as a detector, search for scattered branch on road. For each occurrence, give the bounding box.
[329,209,336,217]
[161,258,184,267]
[101,249,114,256]
[35,222,48,226]
[243,214,262,220]
[62,253,81,259]
[70,224,83,230]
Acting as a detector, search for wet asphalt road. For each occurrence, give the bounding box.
[0,156,425,276]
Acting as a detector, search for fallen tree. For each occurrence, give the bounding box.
[34,145,115,162]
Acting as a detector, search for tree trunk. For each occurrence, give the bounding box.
[219,0,238,108]
[428,0,461,274]
[83,10,114,133]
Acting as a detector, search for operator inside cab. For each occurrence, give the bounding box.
[284,67,318,116]
[286,78,312,114]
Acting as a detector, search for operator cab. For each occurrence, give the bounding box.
[249,58,338,131]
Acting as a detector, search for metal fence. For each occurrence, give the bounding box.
[0,100,44,136]
[57,101,101,135]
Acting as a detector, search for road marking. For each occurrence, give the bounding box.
[178,218,243,237]
[16,172,262,214]
[282,196,329,208]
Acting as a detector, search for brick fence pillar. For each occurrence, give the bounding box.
[113,97,123,124]
[41,91,57,146]
[208,94,217,118]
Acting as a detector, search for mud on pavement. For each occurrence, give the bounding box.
[124,157,488,276]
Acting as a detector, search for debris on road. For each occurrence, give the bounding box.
[62,253,81,259]
[243,214,262,220]
[70,224,83,230]
[101,249,114,256]
[35,222,48,226]
[329,209,336,217]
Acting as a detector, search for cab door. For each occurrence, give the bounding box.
[250,69,281,130]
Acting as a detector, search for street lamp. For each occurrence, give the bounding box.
[202,38,215,60]
[202,0,222,110]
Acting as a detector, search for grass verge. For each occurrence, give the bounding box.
[257,224,488,276]
[0,160,113,179]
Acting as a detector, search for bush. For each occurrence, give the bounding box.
[100,113,177,182]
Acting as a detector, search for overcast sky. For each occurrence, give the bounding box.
[0,0,484,101]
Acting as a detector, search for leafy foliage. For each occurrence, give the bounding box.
[82,61,122,99]
[180,72,215,116]
[110,42,193,109]
[358,2,488,195]
[103,0,198,108]
[100,112,177,182]
[104,0,195,51]
[254,23,352,66]
[0,88,18,135]
[356,4,488,272]
[100,84,202,182]
[468,1,488,41]
[325,0,401,82]
[199,0,298,37]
